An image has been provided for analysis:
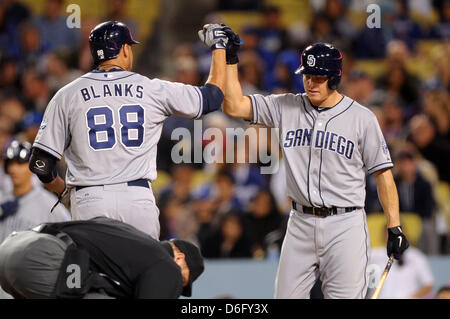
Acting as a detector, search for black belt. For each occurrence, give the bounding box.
[292,201,358,218]
[75,179,149,192]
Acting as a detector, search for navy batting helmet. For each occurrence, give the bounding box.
[89,21,139,66]
[3,140,31,171]
[295,43,343,90]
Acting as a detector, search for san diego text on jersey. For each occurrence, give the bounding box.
[283,128,355,159]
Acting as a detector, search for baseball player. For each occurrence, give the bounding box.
[0,216,204,299]
[29,21,228,239]
[0,140,70,244]
[222,34,410,298]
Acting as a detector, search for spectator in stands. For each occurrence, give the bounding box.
[19,23,48,69]
[32,0,80,53]
[0,0,31,59]
[394,147,438,254]
[390,0,424,49]
[45,52,83,91]
[436,285,450,299]
[193,187,216,248]
[309,12,335,47]
[429,0,450,39]
[21,69,52,112]
[245,189,283,258]
[408,114,450,183]
[200,211,252,259]
[0,57,21,93]
[237,51,265,95]
[422,88,449,139]
[323,0,357,48]
[370,225,434,298]
[78,18,98,72]
[426,47,450,91]
[16,111,43,144]
[376,41,421,116]
[0,97,25,133]
[212,169,243,223]
[158,197,198,243]
[158,164,195,239]
[342,70,379,108]
[353,1,394,58]
[104,0,138,40]
[381,96,407,145]
[255,5,288,78]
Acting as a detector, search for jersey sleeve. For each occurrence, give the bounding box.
[362,114,393,174]
[152,79,203,119]
[32,94,69,160]
[248,94,282,128]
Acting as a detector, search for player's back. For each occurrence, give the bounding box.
[38,70,168,186]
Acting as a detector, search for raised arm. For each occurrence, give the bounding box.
[205,49,226,92]
[221,28,252,120]
[223,64,252,120]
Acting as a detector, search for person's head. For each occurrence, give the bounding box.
[3,140,32,187]
[409,114,436,149]
[395,148,417,180]
[215,169,235,201]
[436,286,450,299]
[161,239,204,297]
[21,69,49,101]
[262,5,282,29]
[44,0,63,20]
[295,43,342,105]
[386,40,409,67]
[20,23,41,53]
[89,21,139,71]
[0,97,26,126]
[221,212,244,242]
[0,57,19,87]
[250,189,278,218]
[344,70,375,102]
[382,96,404,127]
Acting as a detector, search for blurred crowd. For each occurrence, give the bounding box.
[0,0,449,274]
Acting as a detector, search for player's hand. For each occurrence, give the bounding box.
[387,226,409,260]
[198,24,228,51]
[0,198,19,221]
[223,25,242,64]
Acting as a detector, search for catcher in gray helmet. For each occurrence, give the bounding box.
[222,30,409,299]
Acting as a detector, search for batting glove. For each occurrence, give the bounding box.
[387,226,409,260]
[223,25,242,64]
[198,23,228,51]
[0,198,19,221]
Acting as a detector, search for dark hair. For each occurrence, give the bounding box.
[216,169,235,184]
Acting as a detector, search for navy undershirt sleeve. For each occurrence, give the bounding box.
[199,83,224,115]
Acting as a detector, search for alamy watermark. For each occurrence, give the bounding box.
[171,120,280,174]
[66,4,81,29]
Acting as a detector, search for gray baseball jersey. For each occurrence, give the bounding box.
[33,70,203,187]
[249,92,392,299]
[0,187,71,244]
[249,93,393,207]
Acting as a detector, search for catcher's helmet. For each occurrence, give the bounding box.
[3,140,31,171]
[89,21,139,66]
[295,43,343,90]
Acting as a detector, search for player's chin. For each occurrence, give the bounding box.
[306,92,324,104]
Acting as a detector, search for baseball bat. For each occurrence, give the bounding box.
[370,255,394,299]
